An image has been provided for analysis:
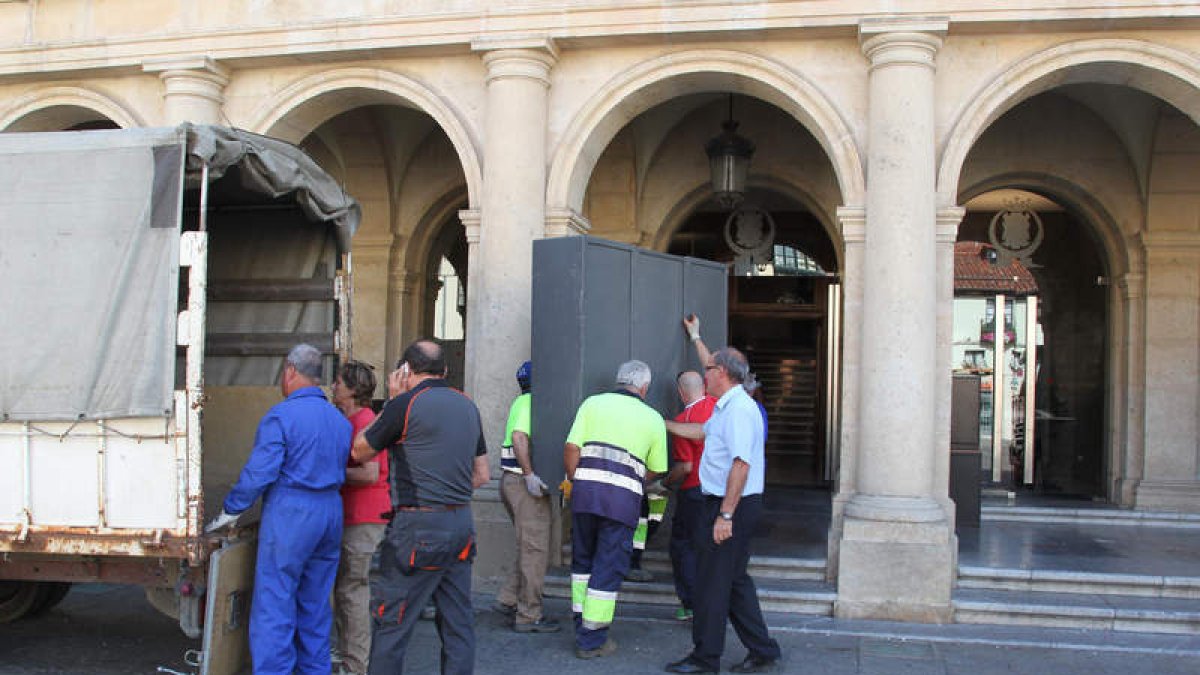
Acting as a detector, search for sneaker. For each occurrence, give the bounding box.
[575,638,618,659]
[674,606,694,621]
[513,617,562,633]
[491,601,517,617]
[419,605,437,621]
[624,567,653,582]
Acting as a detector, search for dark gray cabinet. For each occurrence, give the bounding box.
[531,236,727,491]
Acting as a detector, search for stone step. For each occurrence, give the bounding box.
[638,550,828,581]
[544,570,836,616]
[958,566,1200,599]
[954,588,1200,635]
[981,505,1200,528]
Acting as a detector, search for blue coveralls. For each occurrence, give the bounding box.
[224,386,351,675]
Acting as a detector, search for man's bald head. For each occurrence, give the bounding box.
[399,339,446,376]
[677,370,704,404]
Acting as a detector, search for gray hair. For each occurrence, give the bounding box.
[677,371,704,397]
[615,359,652,390]
[743,371,760,392]
[711,347,749,384]
[287,344,324,382]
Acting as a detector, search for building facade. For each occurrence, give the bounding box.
[2,1,1198,622]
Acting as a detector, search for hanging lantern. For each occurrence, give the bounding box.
[705,94,755,210]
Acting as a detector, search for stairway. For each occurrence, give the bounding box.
[543,551,836,616]
[543,508,1200,635]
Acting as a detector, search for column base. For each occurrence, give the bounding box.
[834,495,955,623]
[1134,480,1200,513]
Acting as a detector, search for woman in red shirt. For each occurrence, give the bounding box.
[330,360,388,675]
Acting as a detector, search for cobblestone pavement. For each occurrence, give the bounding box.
[1,585,1197,674]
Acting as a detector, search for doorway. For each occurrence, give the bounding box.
[669,198,838,488]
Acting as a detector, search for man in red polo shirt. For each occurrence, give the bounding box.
[664,369,716,622]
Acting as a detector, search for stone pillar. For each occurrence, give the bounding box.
[465,38,558,448]
[351,236,395,396]
[143,56,230,125]
[826,206,865,583]
[835,18,955,623]
[935,207,966,530]
[1136,233,1200,512]
[1114,272,1145,506]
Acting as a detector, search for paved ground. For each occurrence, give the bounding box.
[1,585,1197,674]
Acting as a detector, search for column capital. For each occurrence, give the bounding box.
[837,205,867,244]
[1140,231,1200,258]
[390,271,421,295]
[143,56,230,86]
[1118,272,1145,300]
[459,209,482,244]
[936,206,966,244]
[859,18,947,69]
[545,207,591,238]
[472,37,558,86]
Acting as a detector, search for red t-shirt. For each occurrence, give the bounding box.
[341,407,390,525]
[672,395,717,490]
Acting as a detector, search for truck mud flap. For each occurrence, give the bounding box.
[201,535,256,675]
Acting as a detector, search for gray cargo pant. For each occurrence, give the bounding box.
[334,522,386,674]
[495,471,552,624]
[367,506,475,675]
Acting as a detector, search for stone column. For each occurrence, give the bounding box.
[465,38,557,448]
[826,206,865,582]
[835,18,955,622]
[143,57,230,125]
[935,207,966,530]
[1136,233,1200,511]
[1114,272,1145,506]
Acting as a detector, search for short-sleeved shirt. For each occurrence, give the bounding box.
[499,392,531,475]
[364,378,487,507]
[672,395,717,490]
[567,389,668,529]
[698,385,766,498]
[341,407,390,524]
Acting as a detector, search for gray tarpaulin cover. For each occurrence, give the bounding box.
[0,125,359,420]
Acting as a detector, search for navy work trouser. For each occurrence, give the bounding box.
[368,507,476,675]
[250,486,342,675]
[689,494,781,671]
[570,512,633,650]
[668,486,702,609]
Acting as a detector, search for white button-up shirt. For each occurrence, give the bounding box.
[698,384,766,497]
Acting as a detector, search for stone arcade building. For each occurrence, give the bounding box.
[2,1,1198,622]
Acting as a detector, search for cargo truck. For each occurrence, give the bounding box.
[0,124,359,674]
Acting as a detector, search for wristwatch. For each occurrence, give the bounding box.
[718,511,734,521]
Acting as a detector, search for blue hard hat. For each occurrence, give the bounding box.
[516,361,532,384]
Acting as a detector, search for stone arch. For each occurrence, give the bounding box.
[939,39,1200,206]
[547,50,865,220]
[957,171,1135,279]
[0,86,144,131]
[250,67,482,209]
[649,174,843,272]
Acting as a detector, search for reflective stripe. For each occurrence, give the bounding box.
[648,494,668,522]
[582,587,617,629]
[633,518,648,549]
[571,573,589,613]
[574,467,643,496]
[581,442,646,479]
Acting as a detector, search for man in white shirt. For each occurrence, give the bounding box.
[664,346,782,674]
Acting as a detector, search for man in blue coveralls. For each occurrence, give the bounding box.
[206,343,351,675]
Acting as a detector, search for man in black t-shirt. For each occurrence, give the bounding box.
[351,339,489,675]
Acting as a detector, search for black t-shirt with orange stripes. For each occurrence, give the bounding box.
[364,378,487,507]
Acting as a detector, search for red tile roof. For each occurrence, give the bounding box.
[955,241,1039,294]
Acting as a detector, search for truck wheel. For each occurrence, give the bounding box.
[0,581,42,622]
[26,582,71,616]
